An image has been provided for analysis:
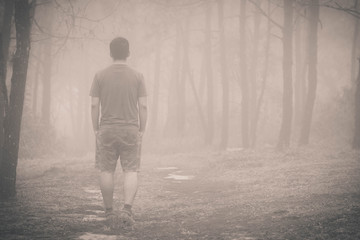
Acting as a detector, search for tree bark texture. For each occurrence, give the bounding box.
[277,0,294,149]
[299,0,319,145]
[0,0,14,166]
[239,0,249,148]
[0,34,5,167]
[218,0,229,149]
[1,0,31,199]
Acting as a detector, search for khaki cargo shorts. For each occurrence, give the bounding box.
[95,126,141,172]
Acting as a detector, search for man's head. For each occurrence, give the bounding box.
[110,37,129,60]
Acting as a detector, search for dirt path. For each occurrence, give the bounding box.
[1,147,359,239]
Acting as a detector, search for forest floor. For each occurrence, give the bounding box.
[0,145,360,239]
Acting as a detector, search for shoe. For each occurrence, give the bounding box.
[105,211,119,230]
[119,209,135,227]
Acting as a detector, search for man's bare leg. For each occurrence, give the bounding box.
[124,171,138,206]
[120,171,138,225]
[99,171,114,212]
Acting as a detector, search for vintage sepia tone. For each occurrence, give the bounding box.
[0,0,359,239]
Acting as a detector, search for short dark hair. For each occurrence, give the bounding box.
[110,37,129,60]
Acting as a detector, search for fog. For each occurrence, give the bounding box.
[0,0,360,239]
[10,0,353,156]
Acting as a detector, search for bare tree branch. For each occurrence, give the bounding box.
[321,0,360,19]
[75,1,121,23]
[152,0,207,8]
[249,0,283,30]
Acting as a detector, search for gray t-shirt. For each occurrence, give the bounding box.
[90,63,147,127]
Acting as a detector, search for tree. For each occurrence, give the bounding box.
[164,22,182,138]
[0,0,14,164]
[204,0,214,145]
[299,0,319,145]
[150,33,162,134]
[249,0,261,147]
[31,47,42,117]
[178,20,188,136]
[251,0,272,147]
[350,0,360,86]
[0,0,32,199]
[218,0,229,149]
[293,4,307,141]
[40,2,54,127]
[277,0,294,149]
[239,0,249,148]
[353,59,360,149]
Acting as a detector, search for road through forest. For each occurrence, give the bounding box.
[0,146,359,239]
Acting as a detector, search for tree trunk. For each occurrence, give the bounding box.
[299,0,319,145]
[150,34,161,134]
[186,57,207,141]
[249,0,261,146]
[0,0,14,165]
[218,0,229,149]
[1,0,13,64]
[239,0,249,148]
[32,52,41,118]
[164,23,181,138]
[0,35,5,168]
[294,10,305,140]
[198,50,207,104]
[68,82,76,139]
[77,78,84,150]
[83,85,90,149]
[81,53,90,150]
[178,21,188,136]
[41,4,54,127]
[353,59,360,149]
[252,0,271,147]
[277,0,294,149]
[205,1,214,145]
[351,0,359,86]
[0,0,31,199]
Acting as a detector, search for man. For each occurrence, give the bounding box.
[90,37,147,228]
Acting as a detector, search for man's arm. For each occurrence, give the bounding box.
[91,97,100,134]
[138,96,147,134]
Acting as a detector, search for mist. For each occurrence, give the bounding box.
[18,0,356,153]
[0,0,359,239]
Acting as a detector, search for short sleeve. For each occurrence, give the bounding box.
[138,74,147,97]
[89,73,100,97]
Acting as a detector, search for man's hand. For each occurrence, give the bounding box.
[91,97,100,137]
[138,96,147,136]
